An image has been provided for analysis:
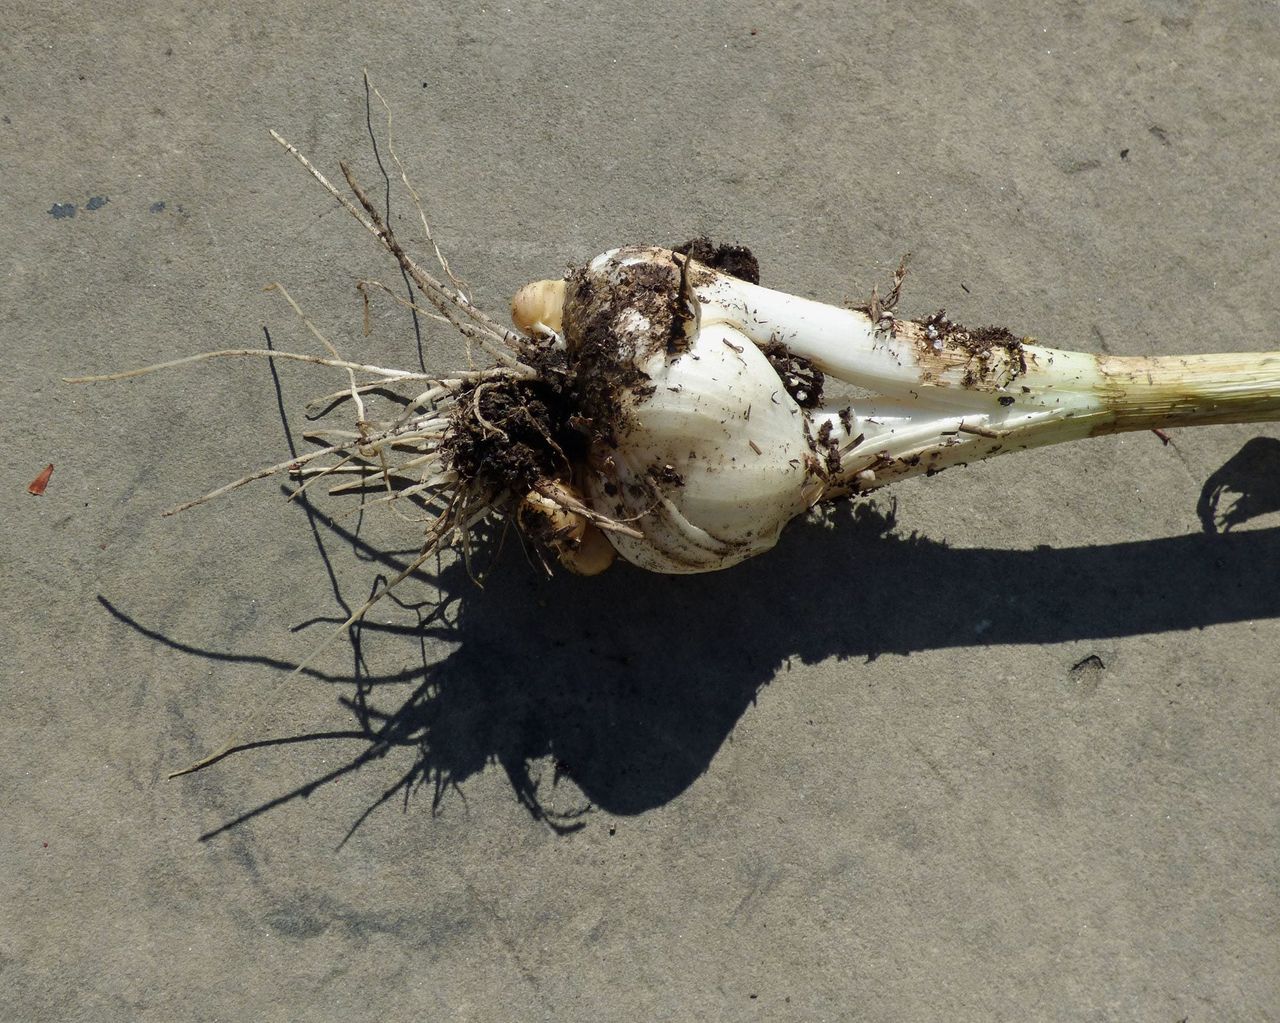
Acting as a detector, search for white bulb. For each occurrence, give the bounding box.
[567,248,818,573]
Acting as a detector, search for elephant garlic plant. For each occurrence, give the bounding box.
[71,132,1280,602]
[513,243,1280,574]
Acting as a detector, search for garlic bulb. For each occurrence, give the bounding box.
[557,247,820,573]
[515,242,1280,576]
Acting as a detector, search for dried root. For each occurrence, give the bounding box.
[70,73,630,777]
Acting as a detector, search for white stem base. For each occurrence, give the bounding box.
[693,262,1280,492]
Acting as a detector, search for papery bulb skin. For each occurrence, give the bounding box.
[562,246,818,573]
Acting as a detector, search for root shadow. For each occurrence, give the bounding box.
[104,473,1280,840]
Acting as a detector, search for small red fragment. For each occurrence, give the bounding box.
[27,464,54,496]
[1151,428,1172,446]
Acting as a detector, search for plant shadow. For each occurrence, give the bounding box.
[335,490,1280,828]
[1197,436,1280,533]
[104,440,1280,840]
[112,82,1280,837]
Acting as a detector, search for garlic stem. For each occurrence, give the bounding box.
[695,264,1280,492]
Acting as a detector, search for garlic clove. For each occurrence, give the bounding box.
[517,479,618,575]
[558,521,617,575]
[511,278,565,335]
[518,480,586,544]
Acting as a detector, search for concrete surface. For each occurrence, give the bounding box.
[3,2,1278,1020]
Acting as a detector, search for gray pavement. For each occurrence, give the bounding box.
[3,3,1278,1019]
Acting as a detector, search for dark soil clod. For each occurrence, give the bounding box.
[761,339,825,409]
[672,236,761,285]
[445,376,582,495]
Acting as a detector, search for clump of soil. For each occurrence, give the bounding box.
[560,250,689,446]
[965,324,1022,354]
[444,374,582,495]
[672,236,761,285]
[814,418,842,474]
[761,339,824,409]
[913,309,1027,390]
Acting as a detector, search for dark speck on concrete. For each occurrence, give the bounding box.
[2,115,10,125]
[1069,653,1107,695]
[49,202,77,219]
[150,201,166,214]
[85,195,109,211]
